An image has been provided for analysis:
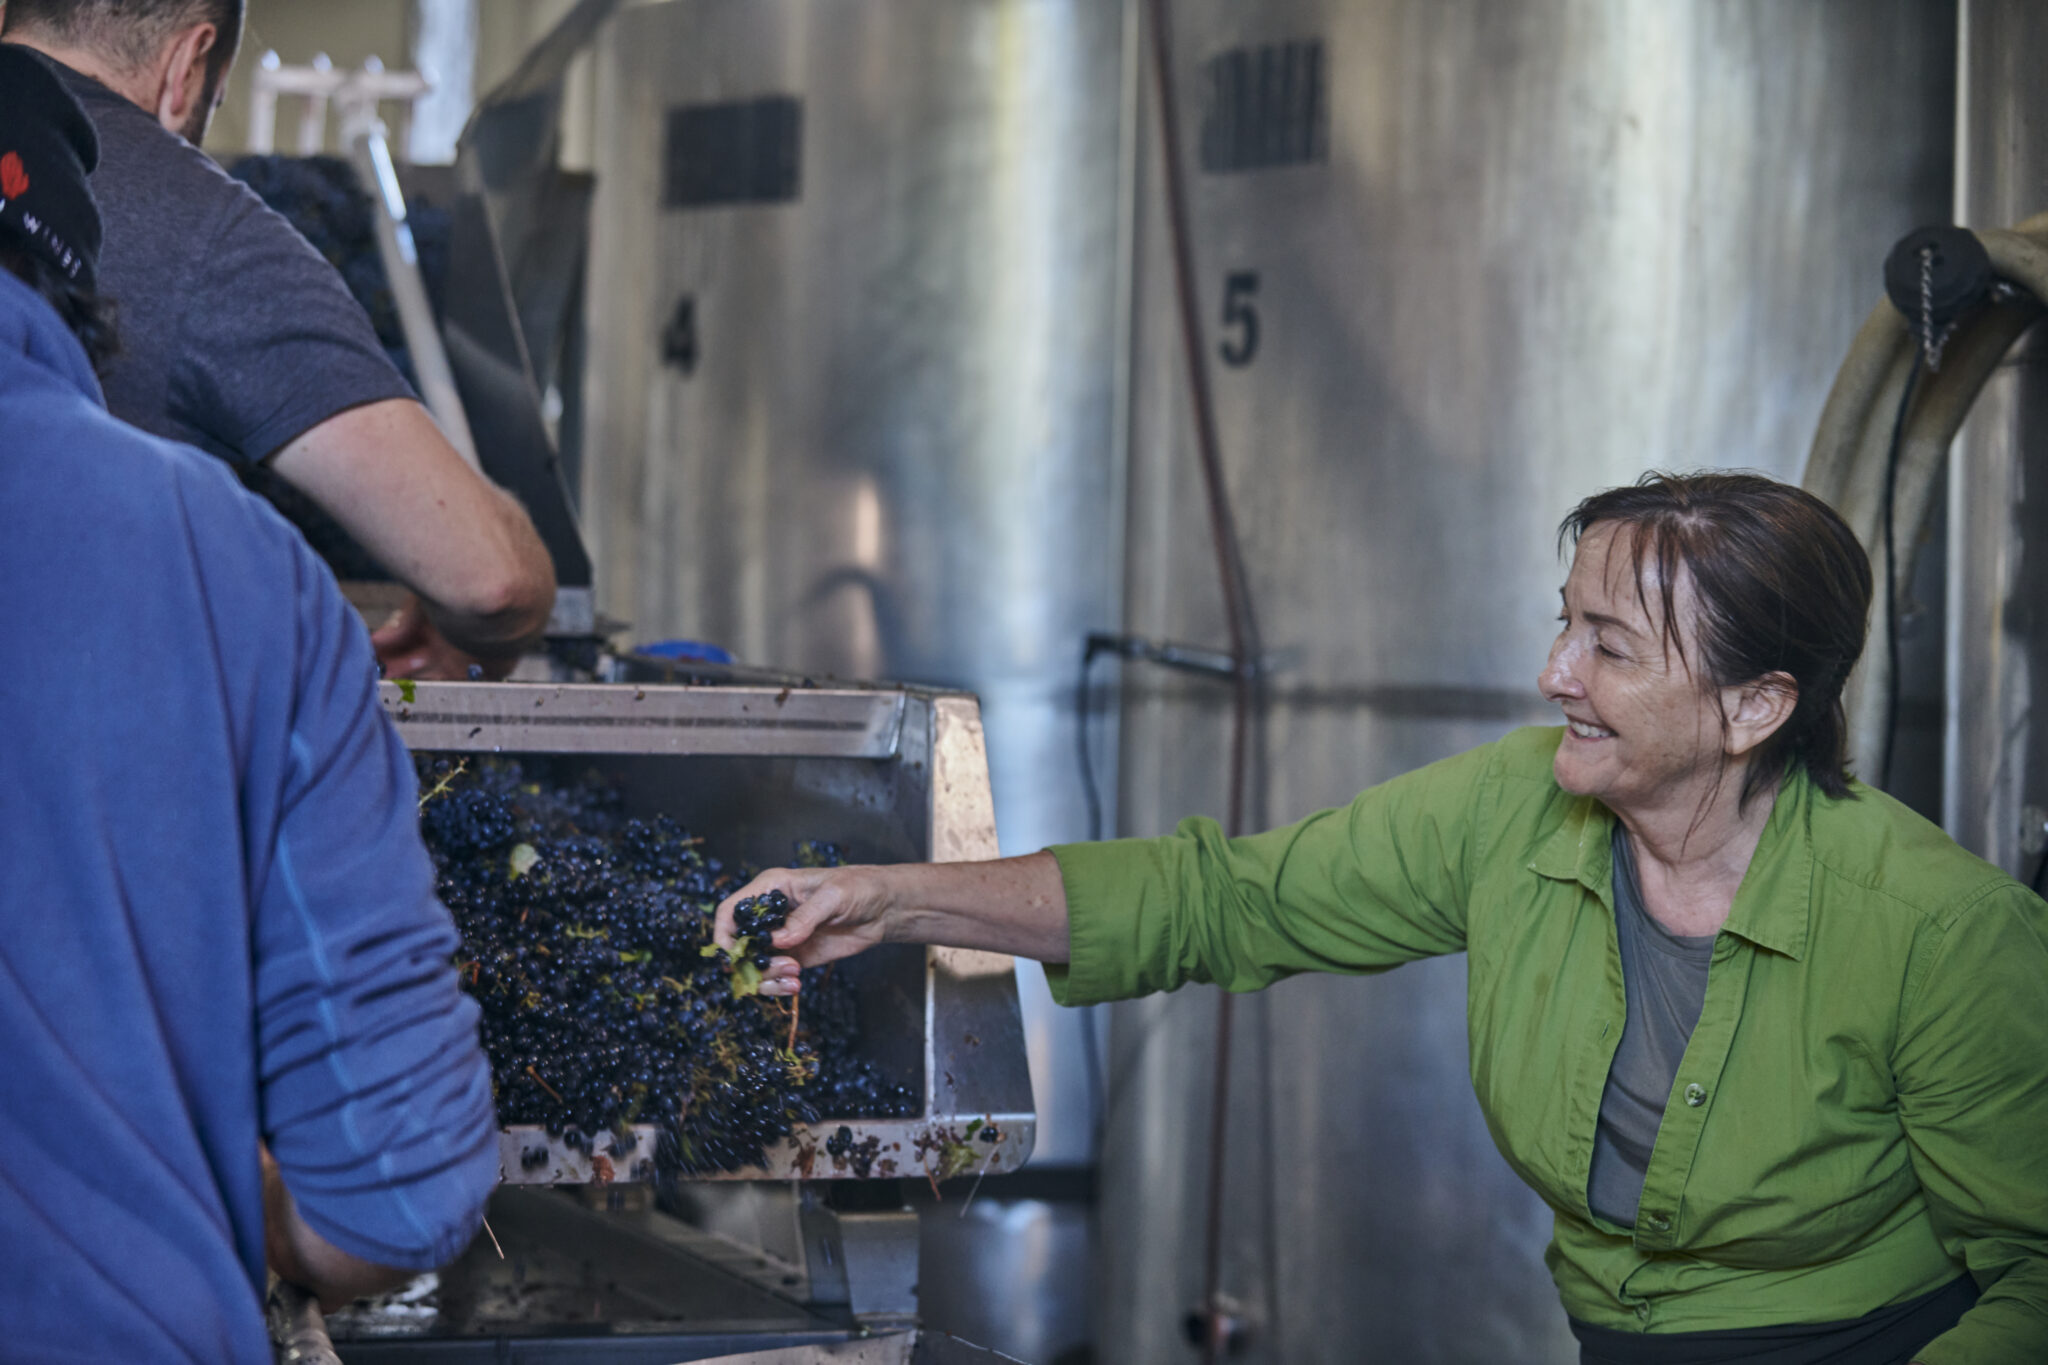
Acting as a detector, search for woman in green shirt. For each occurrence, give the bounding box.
[719,472,2048,1365]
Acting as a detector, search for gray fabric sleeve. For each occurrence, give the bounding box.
[171,182,416,465]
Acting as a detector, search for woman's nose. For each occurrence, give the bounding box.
[1540,639,1582,700]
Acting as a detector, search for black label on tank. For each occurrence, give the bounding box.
[1199,40,1328,174]
[664,96,803,208]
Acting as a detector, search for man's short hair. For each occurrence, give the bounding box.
[2,1,245,81]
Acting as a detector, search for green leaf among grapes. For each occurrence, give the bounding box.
[508,843,539,879]
[729,959,765,998]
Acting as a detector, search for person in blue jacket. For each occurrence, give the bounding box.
[0,46,497,1361]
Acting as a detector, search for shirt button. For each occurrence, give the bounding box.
[1684,1083,1707,1107]
[1644,1212,1671,1231]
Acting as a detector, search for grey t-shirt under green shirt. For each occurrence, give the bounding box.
[1587,825,1717,1228]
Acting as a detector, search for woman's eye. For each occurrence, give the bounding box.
[1597,645,1623,661]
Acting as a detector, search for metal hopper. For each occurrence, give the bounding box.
[383,678,1036,1186]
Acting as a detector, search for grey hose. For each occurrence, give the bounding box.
[1802,213,2048,782]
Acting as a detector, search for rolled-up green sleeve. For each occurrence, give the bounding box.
[1042,739,1498,1006]
[1897,886,2048,1365]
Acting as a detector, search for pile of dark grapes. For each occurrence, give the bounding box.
[417,757,916,1176]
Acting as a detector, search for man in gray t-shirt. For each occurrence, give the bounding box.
[0,2,555,679]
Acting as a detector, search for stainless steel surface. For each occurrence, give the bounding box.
[919,1197,1093,1365]
[835,1210,922,1324]
[546,584,599,636]
[327,1333,853,1364]
[583,0,1131,1170]
[462,0,617,400]
[324,1187,839,1348]
[690,1345,915,1365]
[384,680,1035,1184]
[693,1339,916,1365]
[1106,3,1956,1363]
[1947,0,2048,873]
[432,164,596,589]
[692,1333,1027,1365]
[381,679,908,758]
[420,0,608,597]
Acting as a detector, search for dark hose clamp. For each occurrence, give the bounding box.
[1883,225,1996,370]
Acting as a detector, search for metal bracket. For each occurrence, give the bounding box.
[799,1193,920,1326]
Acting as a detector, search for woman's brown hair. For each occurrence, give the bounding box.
[1559,471,1873,807]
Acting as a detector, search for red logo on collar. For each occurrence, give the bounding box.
[0,152,26,199]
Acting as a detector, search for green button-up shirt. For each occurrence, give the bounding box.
[1047,727,2048,1362]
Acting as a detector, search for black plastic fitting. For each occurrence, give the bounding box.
[1883,225,1996,332]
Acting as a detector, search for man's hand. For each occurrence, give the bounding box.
[261,1145,412,1313]
[372,595,519,680]
[713,866,894,996]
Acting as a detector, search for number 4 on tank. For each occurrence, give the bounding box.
[1220,270,1260,368]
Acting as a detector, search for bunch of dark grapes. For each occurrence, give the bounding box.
[417,757,915,1176]
[728,889,791,976]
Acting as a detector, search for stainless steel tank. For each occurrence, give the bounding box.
[581,5,1127,1357]
[582,0,1130,1178]
[1106,2,1956,1362]
[1947,0,2048,875]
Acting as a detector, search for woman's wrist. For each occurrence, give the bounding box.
[864,865,914,944]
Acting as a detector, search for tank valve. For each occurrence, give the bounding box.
[2020,804,2048,859]
[1182,1296,1254,1355]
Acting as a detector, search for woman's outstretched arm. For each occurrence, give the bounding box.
[712,851,1070,995]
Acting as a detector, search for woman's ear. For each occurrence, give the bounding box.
[1723,671,1799,759]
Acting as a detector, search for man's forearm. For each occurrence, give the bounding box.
[261,1147,413,1313]
[414,482,556,653]
[269,399,556,651]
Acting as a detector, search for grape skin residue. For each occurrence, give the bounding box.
[417,757,916,1175]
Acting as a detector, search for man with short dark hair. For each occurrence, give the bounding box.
[5,0,239,141]
[2,0,557,679]
[0,44,497,1359]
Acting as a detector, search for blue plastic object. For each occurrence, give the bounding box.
[636,639,736,665]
